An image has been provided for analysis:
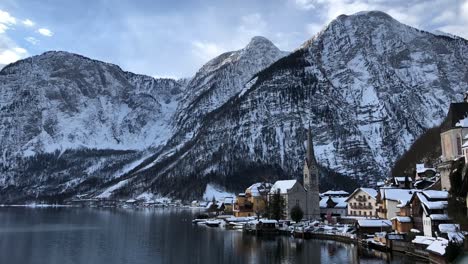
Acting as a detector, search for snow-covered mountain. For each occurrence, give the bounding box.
[1,11,468,202]
[126,11,468,199]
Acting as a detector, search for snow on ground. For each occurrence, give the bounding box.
[96,179,129,199]
[203,183,235,201]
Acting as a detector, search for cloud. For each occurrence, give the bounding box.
[38,28,53,37]
[0,9,16,34]
[0,9,16,25]
[25,36,39,45]
[238,13,267,37]
[306,23,322,36]
[191,41,225,61]
[0,35,28,66]
[22,19,35,27]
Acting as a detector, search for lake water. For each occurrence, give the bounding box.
[0,207,412,264]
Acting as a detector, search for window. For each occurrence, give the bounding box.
[368,202,371,207]
[364,212,367,216]
[457,134,462,156]
[359,211,361,215]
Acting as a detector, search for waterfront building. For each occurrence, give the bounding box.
[345,188,378,217]
[415,164,437,180]
[233,182,272,217]
[303,125,321,219]
[356,219,392,237]
[319,196,347,222]
[376,188,415,219]
[269,180,307,220]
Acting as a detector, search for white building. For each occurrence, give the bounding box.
[269,180,307,220]
[345,188,378,217]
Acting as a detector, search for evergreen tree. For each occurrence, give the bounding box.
[267,189,285,220]
[290,205,304,223]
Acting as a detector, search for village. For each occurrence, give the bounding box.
[190,98,468,264]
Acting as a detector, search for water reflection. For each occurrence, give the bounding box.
[0,207,407,264]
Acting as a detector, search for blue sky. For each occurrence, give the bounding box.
[0,0,467,78]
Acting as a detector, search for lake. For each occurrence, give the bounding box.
[0,207,412,264]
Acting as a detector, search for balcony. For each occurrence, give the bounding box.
[350,204,373,210]
[355,197,367,202]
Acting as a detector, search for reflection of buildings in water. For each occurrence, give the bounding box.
[327,242,337,256]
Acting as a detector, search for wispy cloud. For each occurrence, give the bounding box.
[25,36,39,45]
[22,19,35,27]
[38,28,53,37]
[191,41,225,62]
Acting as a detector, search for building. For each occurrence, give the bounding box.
[409,190,450,237]
[391,176,413,189]
[438,100,468,191]
[303,125,321,219]
[415,164,437,180]
[319,196,347,221]
[345,188,378,217]
[233,182,272,217]
[356,219,392,237]
[320,190,349,198]
[223,197,234,214]
[269,180,307,220]
[391,200,414,233]
[233,193,254,217]
[376,188,415,219]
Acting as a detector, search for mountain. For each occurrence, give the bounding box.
[123,11,468,199]
[1,11,468,203]
[0,38,288,202]
[0,51,183,201]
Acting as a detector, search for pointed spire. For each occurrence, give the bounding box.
[307,123,315,164]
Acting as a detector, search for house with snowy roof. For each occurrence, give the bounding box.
[345,188,378,217]
[233,182,272,217]
[320,190,349,197]
[269,180,307,220]
[376,188,416,219]
[415,164,437,180]
[319,196,347,222]
[409,190,450,237]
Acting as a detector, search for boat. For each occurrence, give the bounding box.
[205,220,221,227]
[192,219,207,224]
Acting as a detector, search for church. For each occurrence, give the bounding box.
[303,125,321,219]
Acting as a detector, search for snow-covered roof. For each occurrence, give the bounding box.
[320,197,347,208]
[416,164,436,174]
[426,238,449,256]
[422,190,449,200]
[456,116,468,128]
[357,219,392,227]
[415,192,448,211]
[391,216,412,223]
[346,187,377,202]
[360,188,378,198]
[381,189,415,204]
[259,219,278,224]
[246,182,272,197]
[430,214,450,221]
[439,223,460,233]
[321,190,349,196]
[270,180,298,194]
[224,197,234,204]
[394,176,413,182]
[412,236,436,246]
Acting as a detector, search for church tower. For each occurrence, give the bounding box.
[303,125,320,219]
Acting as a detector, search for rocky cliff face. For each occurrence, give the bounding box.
[128,11,468,199]
[1,11,468,202]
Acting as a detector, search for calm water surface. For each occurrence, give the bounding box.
[0,207,411,264]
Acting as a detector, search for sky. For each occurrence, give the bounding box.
[0,0,467,78]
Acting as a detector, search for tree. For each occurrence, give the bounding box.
[267,189,286,220]
[290,205,304,223]
[445,241,463,263]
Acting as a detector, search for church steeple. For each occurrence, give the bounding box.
[306,124,315,166]
[303,123,320,219]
